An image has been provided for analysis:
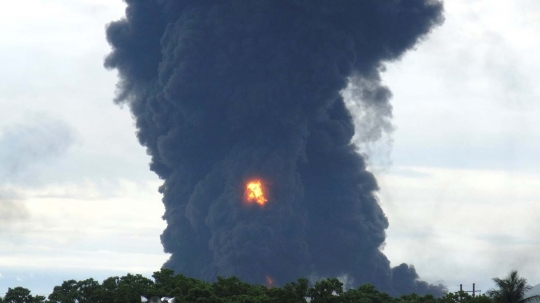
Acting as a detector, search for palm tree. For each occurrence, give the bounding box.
[487,270,538,303]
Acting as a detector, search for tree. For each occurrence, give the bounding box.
[116,274,156,303]
[48,280,79,303]
[342,284,393,303]
[3,287,44,303]
[75,278,104,303]
[487,270,536,303]
[308,278,344,303]
[100,276,120,303]
[213,276,265,300]
[438,291,491,303]
[263,278,309,303]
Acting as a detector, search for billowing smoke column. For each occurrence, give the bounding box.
[105,0,444,296]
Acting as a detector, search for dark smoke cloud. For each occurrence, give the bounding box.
[105,0,445,296]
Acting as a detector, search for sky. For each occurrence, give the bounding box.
[1,0,539,296]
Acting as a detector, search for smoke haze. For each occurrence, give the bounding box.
[105,0,444,296]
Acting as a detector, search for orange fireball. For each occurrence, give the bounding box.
[245,180,267,206]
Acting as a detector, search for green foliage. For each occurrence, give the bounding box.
[11,270,540,303]
[47,280,78,303]
[308,278,344,303]
[487,270,534,303]
[345,284,396,303]
[76,278,104,303]
[265,278,309,303]
[439,291,492,303]
[3,287,45,303]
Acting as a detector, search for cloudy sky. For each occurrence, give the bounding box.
[1,0,539,296]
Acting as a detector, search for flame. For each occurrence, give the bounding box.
[245,180,267,206]
[265,276,274,288]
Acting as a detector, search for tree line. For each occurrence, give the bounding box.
[0,269,535,303]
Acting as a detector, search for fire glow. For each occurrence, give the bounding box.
[245,180,267,206]
[265,276,274,288]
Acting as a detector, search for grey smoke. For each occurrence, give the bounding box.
[342,75,395,166]
[0,115,74,185]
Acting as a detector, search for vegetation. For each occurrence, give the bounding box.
[0,270,534,303]
[486,270,538,303]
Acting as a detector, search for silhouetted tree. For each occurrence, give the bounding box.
[487,270,535,303]
[3,287,45,303]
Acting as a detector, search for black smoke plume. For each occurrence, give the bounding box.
[105,0,445,296]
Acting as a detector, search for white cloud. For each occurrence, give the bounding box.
[379,166,540,291]
[373,0,540,291]
[0,179,168,273]
[383,0,540,161]
[0,1,164,291]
